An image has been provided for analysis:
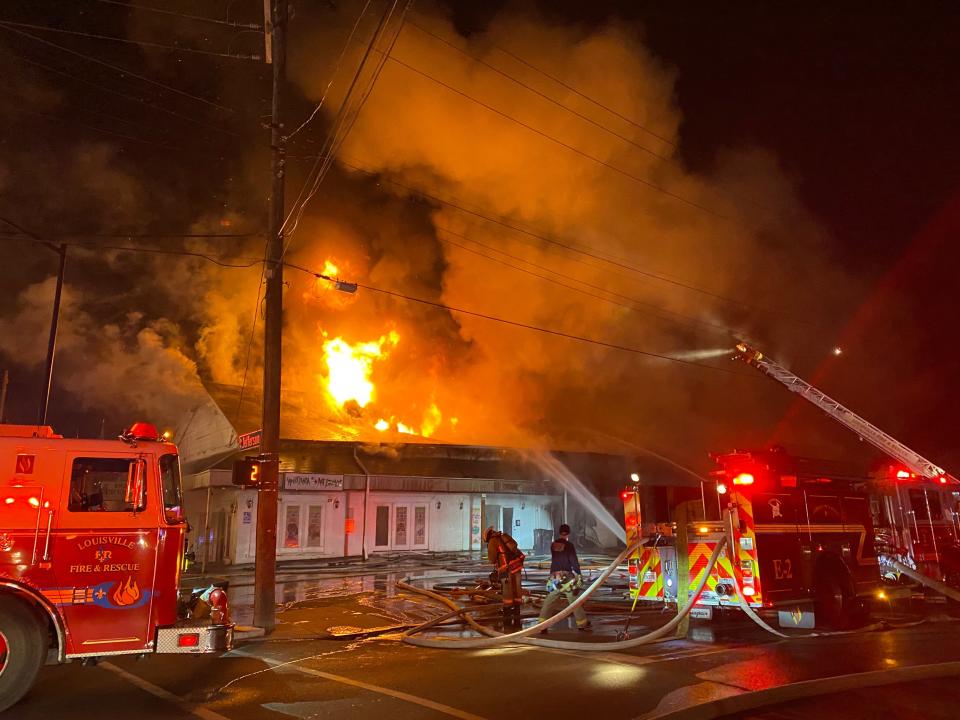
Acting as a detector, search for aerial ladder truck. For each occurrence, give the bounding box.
[734,342,960,594]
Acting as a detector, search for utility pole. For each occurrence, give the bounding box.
[0,369,8,423]
[39,244,67,426]
[253,0,287,633]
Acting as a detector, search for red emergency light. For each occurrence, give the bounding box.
[177,633,200,648]
[126,422,160,441]
[896,470,911,479]
[733,472,755,486]
[620,490,634,501]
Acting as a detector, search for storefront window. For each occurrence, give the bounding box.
[307,505,324,548]
[395,505,408,546]
[283,505,301,548]
[414,506,426,545]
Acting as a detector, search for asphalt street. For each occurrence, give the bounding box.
[11,570,960,720]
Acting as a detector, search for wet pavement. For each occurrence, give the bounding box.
[12,560,960,720]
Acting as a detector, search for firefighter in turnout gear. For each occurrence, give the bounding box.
[484,526,525,628]
[539,524,591,630]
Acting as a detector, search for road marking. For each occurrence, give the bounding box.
[100,661,232,720]
[232,649,488,720]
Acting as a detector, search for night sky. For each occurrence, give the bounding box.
[0,1,957,472]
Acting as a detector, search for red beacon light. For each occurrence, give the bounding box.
[895,470,912,480]
[733,472,755,486]
[620,489,634,501]
[122,422,160,442]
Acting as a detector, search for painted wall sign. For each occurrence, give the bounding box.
[283,473,344,491]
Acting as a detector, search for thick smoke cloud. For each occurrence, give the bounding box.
[279,3,861,463]
[0,2,867,469]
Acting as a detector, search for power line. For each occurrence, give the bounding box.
[335,157,791,315]
[283,258,752,378]
[487,37,677,149]
[280,0,408,256]
[0,20,261,60]
[435,226,731,335]
[0,23,236,112]
[405,19,673,163]
[375,49,724,218]
[3,231,262,268]
[5,52,239,136]
[91,0,263,30]
[405,20,767,216]
[6,105,187,151]
[286,0,373,141]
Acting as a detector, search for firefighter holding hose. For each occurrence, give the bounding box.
[484,526,526,628]
[539,524,591,630]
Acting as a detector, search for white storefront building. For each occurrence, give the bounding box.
[175,390,694,568]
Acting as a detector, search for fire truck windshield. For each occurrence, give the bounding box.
[159,453,184,522]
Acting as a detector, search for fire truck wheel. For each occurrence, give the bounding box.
[814,568,855,629]
[0,596,46,713]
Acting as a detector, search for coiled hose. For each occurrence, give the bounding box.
[400,537,728,651]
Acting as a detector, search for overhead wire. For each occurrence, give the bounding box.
[482,34,677,149]
[335,157,816,327]
[283,258,753,378]
[434,227,732,336]
[5,105,188,152]
[3,231,262,269]
[373,50,724,218]
[4,52,239,136]
[285,0,374,141]
[0,23,236,113]
[405,19,769,216]
[405,19,672,163]
[279,0,408,255]
[90,0,264,30]
[0,20,261,60]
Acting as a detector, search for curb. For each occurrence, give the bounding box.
[642,660,960,720]
[233,625,267,642]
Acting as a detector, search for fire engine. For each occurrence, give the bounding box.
[0,422,233,712]
[621,343,960,628]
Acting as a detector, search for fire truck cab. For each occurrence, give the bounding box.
[0,422,233,712]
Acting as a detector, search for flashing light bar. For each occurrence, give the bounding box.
[733,472,755,486]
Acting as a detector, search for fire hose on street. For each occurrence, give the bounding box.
[888,560,960,604]
[399,505,959,650]
[399,537,728,651]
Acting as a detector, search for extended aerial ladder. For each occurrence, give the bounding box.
[734,342,957,484]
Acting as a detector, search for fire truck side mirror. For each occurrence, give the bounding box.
[232,457,262,488]
[125,459,147,512]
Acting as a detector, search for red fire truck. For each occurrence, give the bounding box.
[624,449,885,628]
[0,422,233,712]
[622,343,960,629]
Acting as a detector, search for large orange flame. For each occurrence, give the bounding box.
[112,577,141,607]
[320,331,399,408]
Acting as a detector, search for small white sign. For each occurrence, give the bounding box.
[283,473,344,491]
[740,536,754,550]
[642,571,657,583]
[690,607,714,620]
